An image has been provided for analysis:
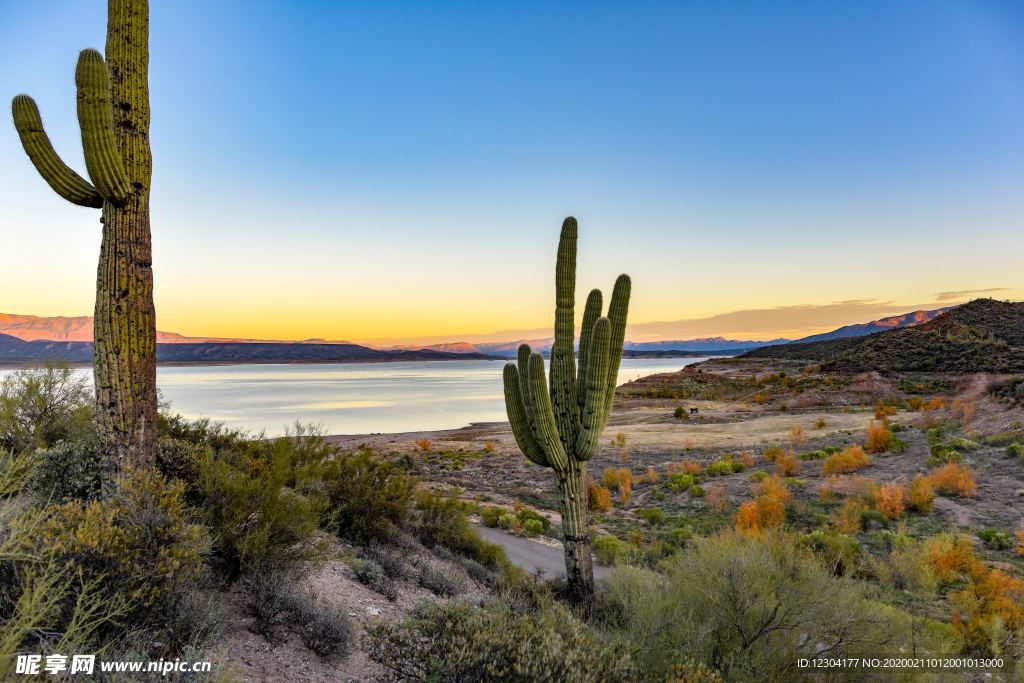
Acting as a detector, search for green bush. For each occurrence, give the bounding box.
[419,563,465,597]
[25,438,103,502]
[363,542,414,580]
[1006,443,1024,459]
[596,532,959,680]
[749,471,768,482]
[355,559,398,601]
[636,507,667,526]
[522,518,544,537]
[299,446,416,545]
[977,528,1013,550]
[480,505,504,527]
[705,458,744,476]
[593,535,633,566]
[197,448,323,579]
[0,363,93,452]
[799,450,827,461]
[800,529,863,576]
[666,472,697,491]
[673,406,688,419]
[20,467,209,614]
[688,485,705,497]
[928,443,962,466]
[411,491,514,577]
[365,597,637,682]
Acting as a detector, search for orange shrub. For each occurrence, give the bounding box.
[952,566,1024,654]
[789,424,804,446]
[587,483,613,512]
[483,440,496,453]
[735,496,785,536]
[644,467,659,484]
[705,483,728,513]
[602,467,633,505]
[755,475,791,504]
[739,451,755,468]
[929,463,976,498]
[874,400,897,419]
[950,398,975,425]
[906,474,934,512]
[762,446,785,462]
[753,392,766,404]
[833,498,865,534]
[875,483,905,520]
[774,451,800,477]
[1017,529,1024,556]
[925,535,979,585]
[822,445,871,475]
[907,396,923,412]
[415,438,432,452]
[666,459,701,476]
[924,397,945,411]
[864,421,892,454]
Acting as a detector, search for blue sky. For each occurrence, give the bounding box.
[1,1,1022,342]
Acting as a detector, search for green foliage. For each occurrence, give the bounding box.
[977,528,1013,550]
[596,532,960,680]
[522,518,545,537]
[799,449,827,460]
[705,458,744,476]
[928,443,962,466]
[25,438,103,502]
[17,467,208,615]
[355,559,398,601]
[363,542,414,580]
[666,472,697,491]
[411,491,512,575]
[636,507,667,526]
[365,596,638,682]
[593,535,634,566]
[801,530,863,576]
[419,563,465,597]
[480,505,503,527]
[0,364,93,452]
[300,446,416,544]
[1007,443,1024,459]
[673,406,688,419]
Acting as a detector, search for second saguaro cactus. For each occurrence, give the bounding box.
[503,216,630,603]
[12,0,157,487]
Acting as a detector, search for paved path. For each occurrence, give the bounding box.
[473,525,610,581]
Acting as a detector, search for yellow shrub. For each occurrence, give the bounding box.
[907,475,934,512]
[822,446,871,475]
[415,438,432,452]
[587,483,613,512]
[929,463,976,498]
[774,451,800,477]
[875,483,904,520]
[833,498,865,534]
[864,421,892,454]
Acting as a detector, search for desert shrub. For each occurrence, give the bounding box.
[799,449,827,460]
[666,472,697,492]
[978,529,1013,551]
[773,451,800,477]
[522,519,544,537]
[419,562,465,597]
[748,470,768,482]
[907,475,935,512]
[688,484,705,497]
[355,559,398,601]
[928,443,962,466]
[587,482,613,512]
[480,505,503,527]
[865,421,892,454]
[706,457,744,476]
[822,445,871,475]
[0,363,93,452]
[667,459,702,476]
[246,570,296,638]
[947,436,979,451]
[929,463,976,498]
[197,450,322,578]
[762,445,784,462]
[801,529,862,576]
[597,532,943,680]
[411,491,510,574]
[1006,443,1024,459]
[302,447,415,544]
[366,596,637,682]
[643,467,659,483]
[832,498,865,534]
[673,406,687,419]
[813,417,827,429]
[21,467,208,615]
[516,507,550,532]
[705,483,728,513]
[415,438,432,452]
[362,543,414,580]
[290,588,354,657]
[789,424,804,446]
[636,507,667,526]
[25,438,103,502]
[875,483,905,520]
[483,440,495,453]
[603,467,633,504]
[736,477,789,536]
[594,535,633,566]
[155,435,208,487]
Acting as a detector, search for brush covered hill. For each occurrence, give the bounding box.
[744,299,1024,372]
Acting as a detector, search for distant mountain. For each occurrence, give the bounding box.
[793,307,952,343]
[0,340,500,365]
[744,299,1024,372]
[624,337,789,353]
[393,337,787,358]
[0,333,22,343]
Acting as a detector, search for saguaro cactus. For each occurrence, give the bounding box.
[12,0,157,485]
[502,217,630,603]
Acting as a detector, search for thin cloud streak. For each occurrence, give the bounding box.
[935,288,1008,302]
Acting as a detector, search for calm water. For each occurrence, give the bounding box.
[0,358,708,436]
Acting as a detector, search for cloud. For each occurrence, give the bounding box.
[934,288,1008,302]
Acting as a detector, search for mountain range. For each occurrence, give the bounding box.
[0,305,953,364]
[744,299,1024,372]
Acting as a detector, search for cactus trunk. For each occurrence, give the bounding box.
[12,0,156,488]
[557,463,594,603]
[502,217,630,605]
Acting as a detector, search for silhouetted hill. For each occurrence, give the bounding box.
[0,341,500,365]
[744,299,1024,372]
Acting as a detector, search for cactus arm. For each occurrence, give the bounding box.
[576,288,603,407]
[75,49,130,203]
[11,95,103,208]
[601,274,632,425]
[526,352,569,472]
[575,317,611,460]
[503,363,549,467]
[551,217,579,451]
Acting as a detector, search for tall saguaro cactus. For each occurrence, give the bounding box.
[502,217,630,603]
[12,0,157,485]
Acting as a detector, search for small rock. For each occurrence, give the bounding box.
[366,605,381,617]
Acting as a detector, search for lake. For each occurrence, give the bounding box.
[0,357,709,436]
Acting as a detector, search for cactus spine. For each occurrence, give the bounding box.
[12,0,157,487]
[502,217,630,603]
